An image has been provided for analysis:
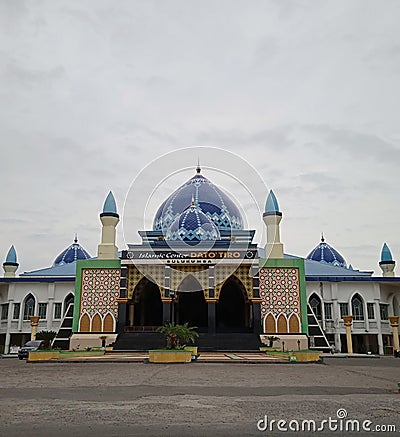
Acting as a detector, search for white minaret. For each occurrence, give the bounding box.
[379,242,396,277]
[3,245,19,278]
[263,190,284,259]
[97,191,119,260]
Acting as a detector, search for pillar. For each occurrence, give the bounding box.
[207,301,216,334]
[252,300,262,334]
[162,300,171,324]
[29,316,40,341]
[389,316,400,352]
[128,303,134,327]
[343,315,353,354]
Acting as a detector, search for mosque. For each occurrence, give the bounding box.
[0,164,399,355]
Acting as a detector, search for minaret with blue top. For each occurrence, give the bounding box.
[379,243,396,277]
[97,191,119,260]
[3,245,19,278]
[263,190,284,258]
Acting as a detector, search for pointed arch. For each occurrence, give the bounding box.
[351,293,364,320]
[64,292,74,315]
[309,293,322,320]
[103,312,115,332]
[176,274,207,328]
[92,313,102,332]
[133,276,162,326]
[288,313,300,333]
[23,293,36,320]
[277,314,288,333]
[79,313,90,332]
[264,313,276,333]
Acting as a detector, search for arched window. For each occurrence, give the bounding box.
[23,294,36,320]
[309,293,322,320]
[64,293,74,315]
[351,294,364,320]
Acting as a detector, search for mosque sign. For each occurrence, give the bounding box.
[121,249,257,264]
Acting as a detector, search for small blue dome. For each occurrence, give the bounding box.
[381,243,394,262]
[165,202,221,245]
[53,237,91,266]
[153,169,243,233]
[307,236,347,268]
[4,245,17,264]
[103,191,117,214]
[265,190,280,213]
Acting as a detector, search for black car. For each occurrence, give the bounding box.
[18,340,45,360]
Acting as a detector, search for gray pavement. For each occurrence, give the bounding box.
[0,357,399,436]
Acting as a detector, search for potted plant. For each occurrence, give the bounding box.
[36,330,57,349]
[149,323,199,363]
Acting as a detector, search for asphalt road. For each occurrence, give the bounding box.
[0,357,399,436]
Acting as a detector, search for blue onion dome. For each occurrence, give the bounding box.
[165,200,221,245]
[153,166,243,233]
[53,235,91,266]
[265,190,280,214]
[307,235,347,268]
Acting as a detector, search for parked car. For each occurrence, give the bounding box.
[18,340,45,360]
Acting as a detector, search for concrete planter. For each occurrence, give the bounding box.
[184,346,198,356]
[28,351,60,361]
[289,351,321,362]
[148,350,192,363]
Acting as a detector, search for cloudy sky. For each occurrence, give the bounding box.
[1,0,399,274]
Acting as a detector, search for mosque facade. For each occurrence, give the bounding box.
[0,166,399,355]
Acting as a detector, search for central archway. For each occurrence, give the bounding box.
[175,275,208,329]
[132,277,163,327]
[217,275,249,332]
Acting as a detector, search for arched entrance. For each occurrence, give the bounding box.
[217,276,249,332]
[175,275,208,329]
[131,277,163,327]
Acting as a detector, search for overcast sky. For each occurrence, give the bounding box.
[1,0,399,274]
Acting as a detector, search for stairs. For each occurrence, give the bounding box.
[113,331,262,352]
[52,303,74,350]
[307,304,331,352]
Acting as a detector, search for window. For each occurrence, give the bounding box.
[54,303,62,319]
[367,303,375,320]
[351,294,364,320]
[1,303,9,320]
[309,294,322,320]
[13,303,20,320]
[340,303,349,318]
[324,303,333,320]
[38,303,47,320]
[23,294,35,320]
[380,304,389,321]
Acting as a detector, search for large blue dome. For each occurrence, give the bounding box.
[53,237,91,266]
[166,202,221,245]
[307,236,347,268]
[153,168,243,234]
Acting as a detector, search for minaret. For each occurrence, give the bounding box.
[379,242,395,277]
[97,191,119,260]
[263,190,284,258]
[3,245,19,278]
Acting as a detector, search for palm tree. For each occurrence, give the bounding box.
[36,330,57,349]
[157,323,199,350]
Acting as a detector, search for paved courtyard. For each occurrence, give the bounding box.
[0,356,399,436]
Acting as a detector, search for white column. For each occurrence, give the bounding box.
[47,283,55,331]
[332,296,341,352]
[374,298,384,355]
[4,297,14,354]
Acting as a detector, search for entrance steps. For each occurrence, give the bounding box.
[113,332,262,352]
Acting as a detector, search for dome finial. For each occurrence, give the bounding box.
[196,158,201,174]
[321,232,325,243]
[74,233,78,244]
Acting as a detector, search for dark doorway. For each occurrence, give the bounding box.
[133,277,162,326]
[217,276,248,332]
[175,275,208,329]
